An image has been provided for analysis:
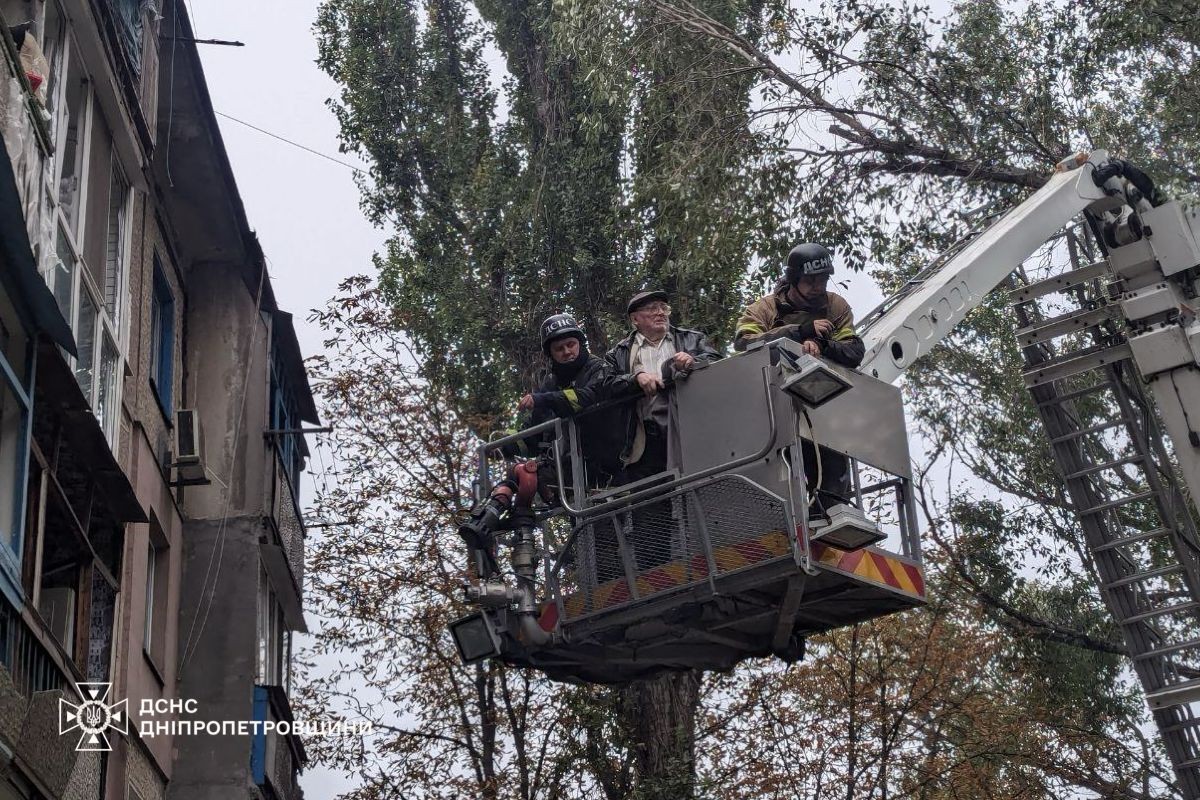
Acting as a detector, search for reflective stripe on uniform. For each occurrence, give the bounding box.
[831,325,857,341]
[736,323,765,336]
[563,387,582,412]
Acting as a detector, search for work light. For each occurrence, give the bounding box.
[780,353,852,407]
[449,612,502,664]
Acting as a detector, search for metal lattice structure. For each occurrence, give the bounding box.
[559,475,797,621]
[1011,225,1200,795]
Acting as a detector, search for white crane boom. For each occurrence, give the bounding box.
[859,150,1110,384]
[855,147,1200,521]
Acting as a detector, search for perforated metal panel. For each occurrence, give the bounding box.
[557,475,795,622]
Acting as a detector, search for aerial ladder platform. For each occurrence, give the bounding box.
[455,341,925,684]
[449,150,1200,795]
[858,150,1200,795]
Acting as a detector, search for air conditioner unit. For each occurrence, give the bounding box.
[173,408,208,484]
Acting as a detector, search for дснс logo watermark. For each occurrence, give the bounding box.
[58,682,128,752]
[56,680,371,752]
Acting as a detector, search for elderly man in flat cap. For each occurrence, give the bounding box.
[604,290,721,569]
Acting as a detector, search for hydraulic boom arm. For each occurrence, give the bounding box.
[857,148,1200,796]
[859,151,1110,383]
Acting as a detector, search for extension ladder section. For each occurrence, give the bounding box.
[1010,227,1200,797]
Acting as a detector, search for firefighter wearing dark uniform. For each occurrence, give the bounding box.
[519,313,622,487]
[734,243,865,512]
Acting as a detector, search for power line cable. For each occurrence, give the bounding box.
[214,110,365,174]
[185,0,198,36]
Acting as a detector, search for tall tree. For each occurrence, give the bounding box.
[308,0,1197,796]
[313,1,794,797]
[315,0,794,422]
[641,0,1195,790]
[300,278,626,800]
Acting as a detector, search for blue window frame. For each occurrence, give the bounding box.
[250,685,269,784]
[149,258,174,418]
[0,309,33,607]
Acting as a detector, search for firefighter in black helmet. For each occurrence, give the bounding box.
[516,314,623,486]
[733,243,864,366]
[733,243,866,512]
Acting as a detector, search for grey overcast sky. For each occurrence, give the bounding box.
[191,0,386,359]
[188,2,891,795]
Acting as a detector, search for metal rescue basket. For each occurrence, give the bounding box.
[450,339,926,683]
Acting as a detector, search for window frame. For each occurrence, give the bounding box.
[255,568,288,687]
[269,352,304,494]
[149,258,174,418]
[0,331,33,605]
[39,4,132,449]
[142,522,168,673]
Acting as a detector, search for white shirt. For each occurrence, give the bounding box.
[630,329,675,427]
[631,330,675,386]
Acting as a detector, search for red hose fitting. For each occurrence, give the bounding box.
[510,461,540,507]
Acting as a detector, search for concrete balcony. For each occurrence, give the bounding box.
[0,601,102,800]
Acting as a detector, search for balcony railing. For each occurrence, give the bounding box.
[0,600,72,699]
[0,599,90,797]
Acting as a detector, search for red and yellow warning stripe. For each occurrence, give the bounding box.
[546,526,925,624]
[559,529,792,618]
[807,540,925,597]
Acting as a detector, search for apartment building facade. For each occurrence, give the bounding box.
[0,1,312,799]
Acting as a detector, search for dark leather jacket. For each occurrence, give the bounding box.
[604,326,723,463]
[529,355,624,484]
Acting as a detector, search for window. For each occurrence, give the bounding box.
[149,259,173,416]
[74,291,96,397]
[104,163,129,330]
[143,520,168,669]
[23,407,123,672]
[269,353,304,494]
[38,8,130,448]
[112,0,148,74]
[46,29,88,238]
[0,288,32,594]
[35,488,84,658]
[82,113,114,283]
[49,226,75,324]
[41,0,68,110]
[255,569,288,687]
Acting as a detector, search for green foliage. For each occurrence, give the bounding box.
[316,0,798,430]
[310,0,1196,795]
